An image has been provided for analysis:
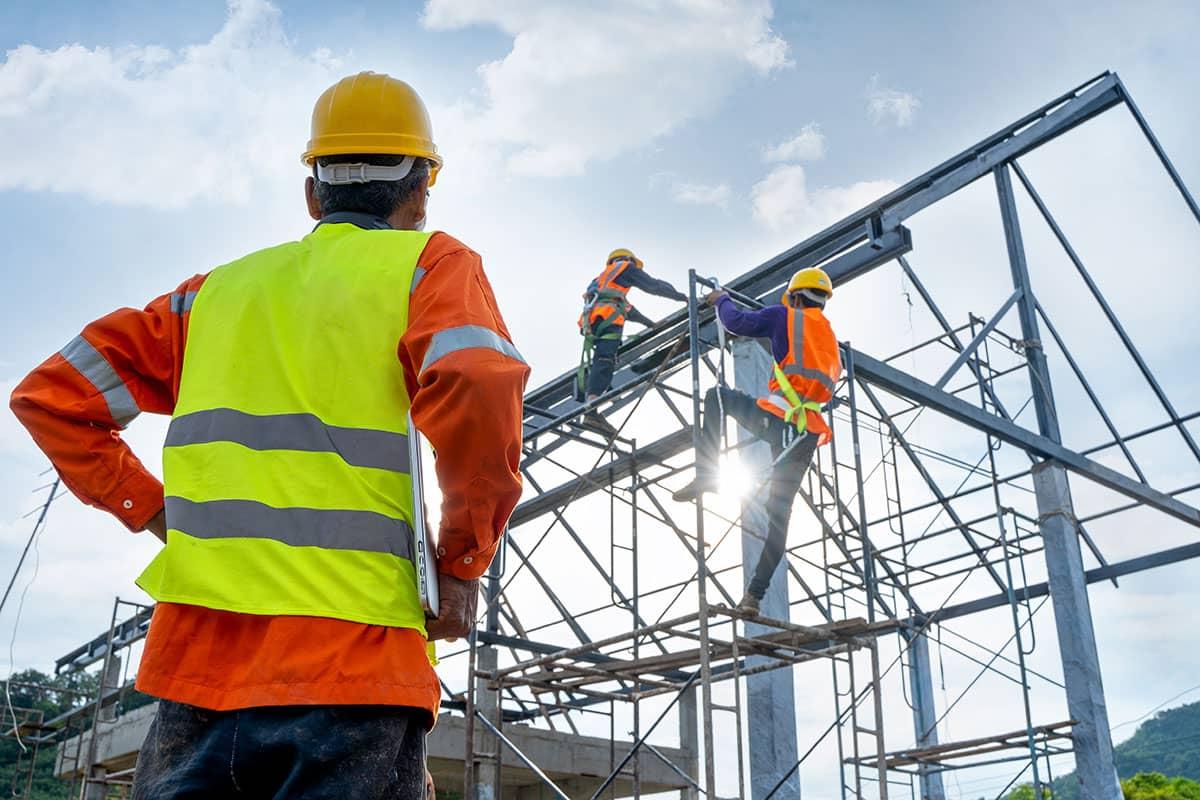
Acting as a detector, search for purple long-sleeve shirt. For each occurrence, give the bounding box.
[715,295,790,363]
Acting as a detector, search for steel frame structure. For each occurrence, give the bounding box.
[6,71,1200,800]
[449,70,1200,800]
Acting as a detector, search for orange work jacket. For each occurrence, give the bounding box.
[579,258,635,332]
[756,306,842,445]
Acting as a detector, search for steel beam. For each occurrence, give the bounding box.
[519,73,1122,418]
[918,538,1200,625]
[847,348,1200,529]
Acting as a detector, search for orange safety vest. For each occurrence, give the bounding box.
[578,259,634,333]
[755,306,842,445]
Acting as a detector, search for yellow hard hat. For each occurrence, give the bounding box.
[782,267,834,304]
[301,72,443,186]
[608,248,643,268]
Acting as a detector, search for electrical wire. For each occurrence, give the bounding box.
[1111,682,1200,733]
[3,482,58,753]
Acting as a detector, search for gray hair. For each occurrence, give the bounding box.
[313,154,431,219]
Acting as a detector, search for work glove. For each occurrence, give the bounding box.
[425,574,479,641]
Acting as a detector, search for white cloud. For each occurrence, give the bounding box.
[671,181,731,208]
[763,122,826,162]
[421,0,792,177]
[0,0,340,207]
[750,162,896,232]
[866,74,920,127]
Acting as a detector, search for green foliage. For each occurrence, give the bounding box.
[1121,772,1200,800]
[1004,784,1052,799]
[1,668,152,800]
[1054,701,1200,800]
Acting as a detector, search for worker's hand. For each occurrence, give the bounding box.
[143,509,167,544]
[704,289,728,307]
[426,574,480,642]
[425,768,436,800]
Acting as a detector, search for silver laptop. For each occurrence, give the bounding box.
[407,411,440,618]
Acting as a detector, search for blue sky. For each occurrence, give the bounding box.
[3,2,1200,796]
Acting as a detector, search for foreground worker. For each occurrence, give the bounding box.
[576,248,685,434]
[673,268,840,615]
[10,72,528,798]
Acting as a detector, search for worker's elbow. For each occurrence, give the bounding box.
[8,374,33,425]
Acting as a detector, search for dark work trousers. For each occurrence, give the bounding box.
[697,386,819,599]
[585,333,623,397]
[131,700,428,800]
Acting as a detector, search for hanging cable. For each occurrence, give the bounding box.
[3,477,60,753]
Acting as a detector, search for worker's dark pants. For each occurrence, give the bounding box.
[697,386,819,600]
[131,700,427,800]
[586,333,623,397]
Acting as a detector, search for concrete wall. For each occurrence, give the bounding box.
[58,702,692,798]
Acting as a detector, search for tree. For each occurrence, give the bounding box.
[1122,772,1200,800]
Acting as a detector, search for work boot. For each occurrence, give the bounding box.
[582,409,618,437]
[672,475,717,503]
[736,592,761,617]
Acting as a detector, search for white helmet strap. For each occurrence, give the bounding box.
[316,156,415,185]
[795,288,828,307]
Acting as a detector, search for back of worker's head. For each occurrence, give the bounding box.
[782,267,833,309]
[312,154,431,218]
[789,288,829,309]
[301,72,443,227]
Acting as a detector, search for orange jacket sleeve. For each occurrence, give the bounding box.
[9,275,207,531]
[399,233,529,581]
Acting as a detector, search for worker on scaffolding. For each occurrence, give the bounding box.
[9,72,529,798]
[577,248,686,435]
[673,268,841,615]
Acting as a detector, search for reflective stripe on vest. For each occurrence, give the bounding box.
[759,305,840,438]
[166,408,410,472]
[584,260,633,330]
[137,226,434,631]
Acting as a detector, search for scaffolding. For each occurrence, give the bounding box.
[450,70,1200,800]
[5,70,1200,800]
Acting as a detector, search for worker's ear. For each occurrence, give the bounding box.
[305,177,322,221]
[411,173,431,229]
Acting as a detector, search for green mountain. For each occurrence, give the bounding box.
[1051,700,1200,799]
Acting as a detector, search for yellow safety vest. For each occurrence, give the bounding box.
[137,222,433,633]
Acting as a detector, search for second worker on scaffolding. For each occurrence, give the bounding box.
[674,267,842,615]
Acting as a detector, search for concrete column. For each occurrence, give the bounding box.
[475,563,504,800]
[1034,463,1121,798]
[84,654,122,800]
[678,687,700,800]
[906,633,946,800]
[995,164,1121,800]
[733,339,801,799]
[474,645,501,800]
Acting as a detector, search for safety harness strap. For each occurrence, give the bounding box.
[772,363,823,434]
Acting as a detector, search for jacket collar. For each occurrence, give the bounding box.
[315,212,393,231]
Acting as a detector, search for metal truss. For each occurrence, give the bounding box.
[451,70,1200,800]
[7,70,1199,800]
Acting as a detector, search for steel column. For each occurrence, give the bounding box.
[994,164,1122,800]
